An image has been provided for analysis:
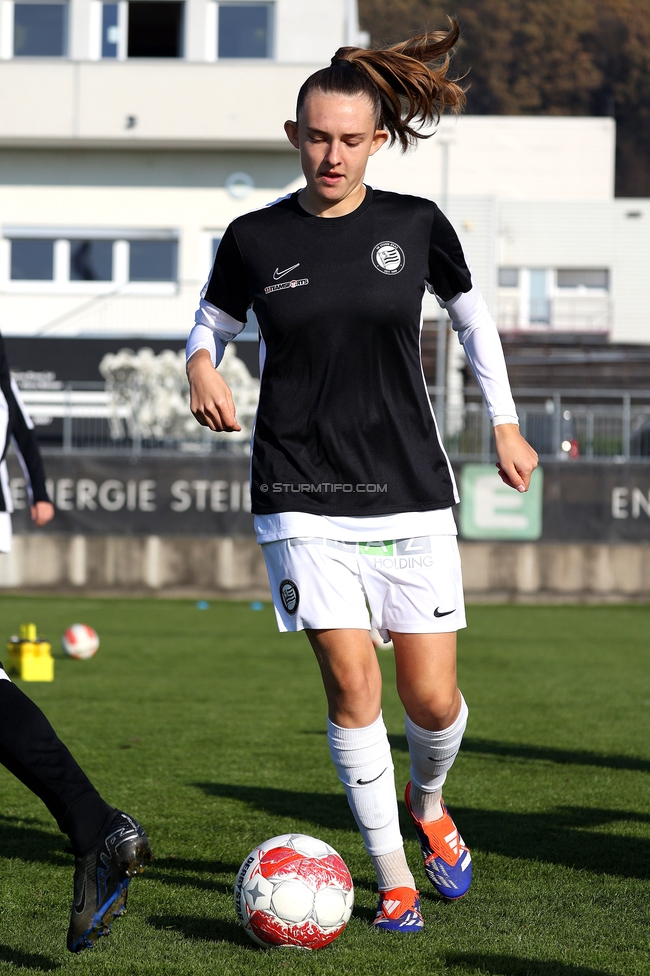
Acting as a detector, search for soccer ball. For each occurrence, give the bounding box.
[234,833,354,949]
[62,624,99,660]
[370,627,393,651]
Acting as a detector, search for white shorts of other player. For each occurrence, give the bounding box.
[262,535,466,640]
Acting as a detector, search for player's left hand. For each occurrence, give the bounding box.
[493,424,538,492]
[31,501,55,527]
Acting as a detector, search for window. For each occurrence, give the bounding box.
[498,268,519,288]
[14,2,68,57]
[557,269,609,290]
[128,1,184,57]
[10,240,54,280]
[218,3,272,58]
[529,268,549,324]
[70,241,113,281]
[129,240,177,281]
[102,3,119,57]
[6,231,178,288]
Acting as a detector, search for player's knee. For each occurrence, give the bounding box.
[330,665,379,705]
[406,686,460,732]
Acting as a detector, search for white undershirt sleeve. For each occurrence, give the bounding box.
[434,280,519,427]
[186,278,248,368]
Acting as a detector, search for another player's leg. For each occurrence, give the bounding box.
[307,629,423,933]
[393,632,472,899]
[0,669,152,951]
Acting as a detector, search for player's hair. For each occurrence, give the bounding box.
[296,21,465,152]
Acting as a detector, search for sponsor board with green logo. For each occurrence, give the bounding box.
[459,464,544,540]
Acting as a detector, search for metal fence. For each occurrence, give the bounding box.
[21,383,251,457]
[440,388,650,463]
[19,383,650,463]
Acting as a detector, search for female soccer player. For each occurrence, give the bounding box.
[187,23,538,933]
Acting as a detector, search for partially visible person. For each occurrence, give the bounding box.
[0,334,54,547]
[0,334,152,952]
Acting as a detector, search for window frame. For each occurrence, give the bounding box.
[528,267,551,325]
[496,265,612,331]
[555,268,610,293]
[99,1,125,59]
[215,1,274,61]
[9,238,56,282]
[11,0,69,58]
[1,227,179,295]
[498,267,519,288]
[127,0,185,59]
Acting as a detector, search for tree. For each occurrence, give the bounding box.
[358,0,650,195]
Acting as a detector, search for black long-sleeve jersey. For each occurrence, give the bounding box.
[0,336,49,512]
[202,188,473,518]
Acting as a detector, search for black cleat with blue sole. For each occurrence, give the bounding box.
[67,810,153,953]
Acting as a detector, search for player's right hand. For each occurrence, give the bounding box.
[31,501,55,526]
[186,349,242,432]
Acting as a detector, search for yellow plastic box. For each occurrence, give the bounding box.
[6,623,54,682]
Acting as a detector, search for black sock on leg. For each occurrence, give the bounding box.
[0,680,113,855]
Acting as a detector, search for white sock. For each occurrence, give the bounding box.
[410,785,443,822]
[371,848,415,892]
[327,713,407,861]
[405,694,468,821]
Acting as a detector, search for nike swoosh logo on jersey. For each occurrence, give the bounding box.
[434,607,455,617]
[273,263,300,280]
[357,767,387,785]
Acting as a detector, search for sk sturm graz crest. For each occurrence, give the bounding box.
[371,241,405,275]
[279,579,299,614]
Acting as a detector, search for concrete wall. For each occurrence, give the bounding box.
[0,61,311,148]
[459,542,650,602]
[0,535,270,596]
[2,535,650,602]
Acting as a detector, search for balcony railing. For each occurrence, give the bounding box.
[497,294,611,333]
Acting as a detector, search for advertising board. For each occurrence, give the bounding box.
[8,455,650,543]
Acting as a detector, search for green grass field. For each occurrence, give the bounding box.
[0,598,648,976]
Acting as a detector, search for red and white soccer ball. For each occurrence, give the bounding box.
[62,624,99,660]
[234,833,354,949]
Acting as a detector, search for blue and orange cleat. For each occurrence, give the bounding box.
[404,782,472,899]
[372,886,424,933]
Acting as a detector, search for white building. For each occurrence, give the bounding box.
[367,117,650,345]
[0,0,646,345]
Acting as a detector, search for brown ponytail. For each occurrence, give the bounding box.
[296,20,465,152]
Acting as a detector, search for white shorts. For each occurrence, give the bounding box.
[262,535,466,639]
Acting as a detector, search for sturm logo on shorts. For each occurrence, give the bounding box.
[279,579,299,615]
[372,241,405,275]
